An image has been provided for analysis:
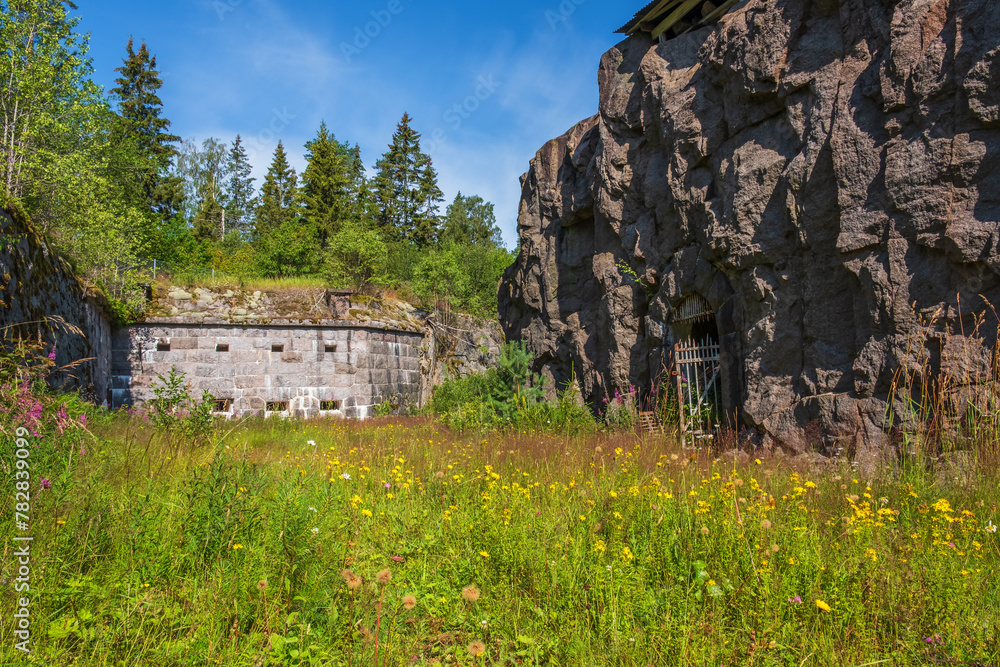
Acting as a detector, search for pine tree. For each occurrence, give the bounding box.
[110,37,180,216]
[225,135,256,239]
[300,122,357,247]
[372,113,442,246]
[255,141,300,238]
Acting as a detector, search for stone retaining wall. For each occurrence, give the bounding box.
[1,205,111,401]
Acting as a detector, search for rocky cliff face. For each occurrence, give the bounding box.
[499,0,1000,460]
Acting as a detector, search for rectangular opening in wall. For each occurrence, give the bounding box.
[320,400,341,411]
[271,344,284,353]
[324,343,337,353]
[213,398,232,412]
[216,343,230,352]
[266,401,288,412]
[156,341,170,352]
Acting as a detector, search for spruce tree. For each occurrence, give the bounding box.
[255,141,300,238]
[110,37,180,216]
[225,135,256,239]
[372,113,442,246]
[300,122,357,247]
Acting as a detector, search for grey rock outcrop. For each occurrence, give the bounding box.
[499,0,1000,461]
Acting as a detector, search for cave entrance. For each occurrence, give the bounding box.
[671,294,721,448]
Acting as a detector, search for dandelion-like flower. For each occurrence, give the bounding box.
[376,568,392,585]
[462,585,481,603]
[761,519,772,530]
[815,599,832,612]
[257,580,268,592]
[467,640,486,657]
[700,527,709,535]
[402,594,417,610]
[342,569,362,590]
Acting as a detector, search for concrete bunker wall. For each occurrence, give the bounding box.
[111,323,425,419]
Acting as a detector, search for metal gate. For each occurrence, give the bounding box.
[675,336,721,448]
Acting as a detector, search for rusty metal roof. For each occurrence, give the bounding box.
[617,0,740,39]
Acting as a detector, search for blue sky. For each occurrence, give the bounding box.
[73,1,631,248]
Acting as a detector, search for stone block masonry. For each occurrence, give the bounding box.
[1,205,111,402]
[112,323,425,419]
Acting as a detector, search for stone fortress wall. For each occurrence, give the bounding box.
[0,204,111,400]
[111,322,425,419]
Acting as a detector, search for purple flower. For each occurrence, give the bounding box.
[48,346,57,361]
[788,596,802,604]
[384,482,391,489]
[40,478,51,489]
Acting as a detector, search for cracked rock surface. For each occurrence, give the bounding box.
[499,0,1000,460]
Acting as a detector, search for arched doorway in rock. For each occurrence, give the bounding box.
[670,294,721,448]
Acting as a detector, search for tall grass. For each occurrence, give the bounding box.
[1,413,997,666]
[886,298,1000,472]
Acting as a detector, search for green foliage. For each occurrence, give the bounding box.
[9,409,998,665]
[147,366,216,437]
[372,112,443,246]
[181,446,264,566]
[432,341,595,434]
[323,223,388,291]
[255,140,301,239]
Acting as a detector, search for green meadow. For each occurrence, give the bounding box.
[1,410,998,666]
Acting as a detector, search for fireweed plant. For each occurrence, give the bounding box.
[0,406,996,666]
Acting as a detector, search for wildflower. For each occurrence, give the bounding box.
[361,509,372,517]
[462,585,481,602]
[986,521,997,534]
[40,478,51,489]
[700,527,709,535]
[402,594,417,610]
[308,506,317,512]
[384,482,391,489]
[232,544,243,550]
[467,640,486,657]
[479,551,490,558]
[761,519,772,530]
[307,440,316,446]
[815,599,832,612]
[376,569,392,585]
[621,546,634,562]
[755,458,762,465]
[771,543,780,553]
[311,527,319,534]
[481,619,488,628]
[257,580,268,592]
[788,596,802,604]
[342,570,363,590]
[342,473,351,480]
